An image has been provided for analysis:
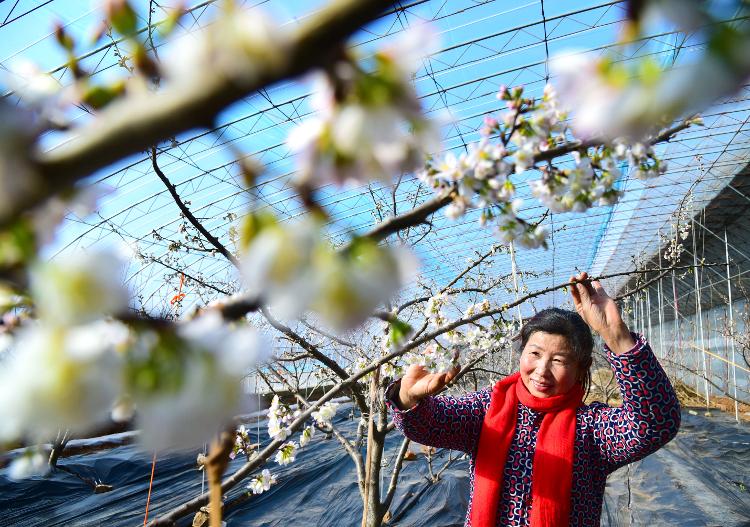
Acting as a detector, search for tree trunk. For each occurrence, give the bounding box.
[362,426,388,527]
[361,369,389,527]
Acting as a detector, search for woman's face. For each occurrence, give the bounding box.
[519,331,580,398]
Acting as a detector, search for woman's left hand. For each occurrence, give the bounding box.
[569,272,635,355]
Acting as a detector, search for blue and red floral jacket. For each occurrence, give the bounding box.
[387,335,681,526]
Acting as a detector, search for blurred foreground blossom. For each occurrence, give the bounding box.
[552,2,750,140]
[288,26,440,187]
[241,212,417,330]
[30,250,129,326]
[7,449,49,481]
[130,312,268,451]
[0,247,270,454]
[2,61,73,127]
[163,6,287,86]
[0,320,129,442]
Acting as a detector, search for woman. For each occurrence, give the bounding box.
[387,272,681,527]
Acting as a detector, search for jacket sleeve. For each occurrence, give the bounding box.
[590,334,681,473]
[385,380,491,454]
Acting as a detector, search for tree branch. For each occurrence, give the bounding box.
[613,262,728,301]
[142,254,232,296]
[381,436,410,511]
[266,368,366,498]
[300,318,357,348]
[151,148,239,267]
[10,0,400,228]
[261,307,368,414]
[395,276,521,314]
[355,193,453,247]
[344,119,694,250]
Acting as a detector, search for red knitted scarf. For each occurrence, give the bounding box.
[470,372,584,527]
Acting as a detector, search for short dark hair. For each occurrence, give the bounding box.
[519,308,594,394]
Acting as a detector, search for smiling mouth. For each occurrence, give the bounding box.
[531,379,554,392]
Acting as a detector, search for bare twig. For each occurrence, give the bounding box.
[614,262,728,301]
[151,148,239,267]
[354,194,453,247]
[300,318,357,348]
[266,368,366,498]
[381,437,410,511]
[262,307,368,414]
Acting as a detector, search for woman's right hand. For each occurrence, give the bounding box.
[397,364,460,410]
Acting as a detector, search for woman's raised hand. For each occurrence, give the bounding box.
[397,364,460,410]
[569,271,635,355]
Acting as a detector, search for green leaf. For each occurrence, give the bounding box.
[0,219,37,268]
[82,81,126,109]
[388,318,413,347]
[108,0,139,36]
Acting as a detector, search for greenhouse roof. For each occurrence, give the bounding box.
[2,0,748,319]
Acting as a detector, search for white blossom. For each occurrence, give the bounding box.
[241,217,321,321]
[241,216,416,329]
[267,395,293,440]
[288,27,439,187]
[134,315,267,451]
[0,320,128,442]
[404,343,457,374]
[30,251,130,326]
[247,468,277,494]
[3,60,72,126]
[299,425,314,448]
[551,52,621,139]
[311,402,338,427]
[274,441,298,466]
[163,9,287,86]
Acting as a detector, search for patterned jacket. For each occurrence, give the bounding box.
[387,335,681,526]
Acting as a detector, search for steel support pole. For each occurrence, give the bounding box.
[692,220,710,406]
[725,229,740,421]
[672,268,681,382]
[646,288,653,351]
[657,230,666,362]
